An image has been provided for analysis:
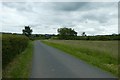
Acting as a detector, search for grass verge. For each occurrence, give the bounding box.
[42,40,118,77]
[2,41,33,78]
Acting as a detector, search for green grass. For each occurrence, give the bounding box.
[42,40,118,77]
[3,41,33,78]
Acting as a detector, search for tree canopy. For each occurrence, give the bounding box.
[82,32,87,36]
[22,26,32,37]
[57,27,77,39]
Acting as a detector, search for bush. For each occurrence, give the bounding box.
[2,34,29,69]
[73,35,119,41]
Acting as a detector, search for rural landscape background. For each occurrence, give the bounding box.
[1,1,119,79]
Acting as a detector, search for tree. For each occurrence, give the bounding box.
[57,27,77,39]
[22,26,32,37]
[82,32,87,36]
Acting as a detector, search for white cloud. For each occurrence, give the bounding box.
[1,2,118,35]
[1,0,119,2]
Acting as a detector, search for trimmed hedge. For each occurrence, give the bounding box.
[2,34,29,69]
[57,35,120,40]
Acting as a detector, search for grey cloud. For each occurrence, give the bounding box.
[82,13,109,23]
[51,2,88,11]
[50,2,117,12]
[1,2,118,35]
[80,3,117,23]
[86,2,117,9]
[2,2,34,12]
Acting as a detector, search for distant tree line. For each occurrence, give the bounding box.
[2,26,116,41]
[21,26,119,40]
[56,27,119,40]
[72,35,119,40]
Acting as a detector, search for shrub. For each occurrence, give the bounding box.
[2,34,29,69]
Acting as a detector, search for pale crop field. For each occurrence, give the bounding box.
[46,40,118,58]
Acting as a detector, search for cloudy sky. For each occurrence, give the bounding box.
[0,1,118,35]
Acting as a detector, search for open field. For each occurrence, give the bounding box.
[42,40,118,76]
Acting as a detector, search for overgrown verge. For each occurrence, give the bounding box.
[2,34,29,69]
[42,40,118,77]
[2,41,33,78]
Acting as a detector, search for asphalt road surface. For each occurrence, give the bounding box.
[30,40,117,78]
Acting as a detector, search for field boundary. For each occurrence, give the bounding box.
[2,41,34,78]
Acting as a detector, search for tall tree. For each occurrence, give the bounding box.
[22,26,32,37]
[82,32,86,36]
[57,27,77,39]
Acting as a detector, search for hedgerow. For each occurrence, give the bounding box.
[57,35,120,40]
[2,34,29,69]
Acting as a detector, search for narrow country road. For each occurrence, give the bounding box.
[30,40,116,78]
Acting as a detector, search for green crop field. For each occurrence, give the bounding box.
[42,40,119,76]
